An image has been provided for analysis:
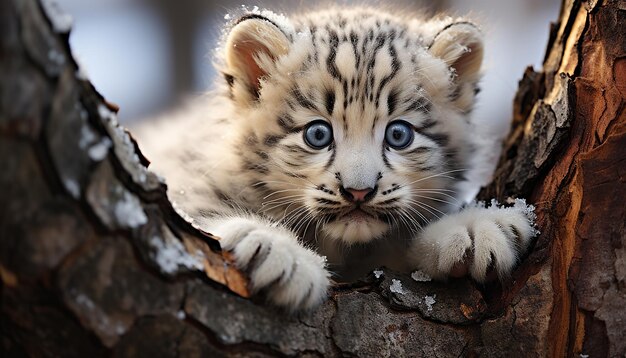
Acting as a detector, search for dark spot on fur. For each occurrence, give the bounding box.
[316,198,341,205]
[264,135,284,146]
[255,150,269,160]
[325,90,335,115]
[244,160,268,174]
[406,97,431,113]
[406,146,431,155]
[224,73,234,87]
[379,197,399,205]
[387,89,398,115]
[277,115,295,132]
[293,87,316,110]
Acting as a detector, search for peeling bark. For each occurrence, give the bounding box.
[1,0,624,356]
[478,0,626,356]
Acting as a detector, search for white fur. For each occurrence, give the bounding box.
[201,215,329,310]
[335,42,357,78]
[410,202,536,282]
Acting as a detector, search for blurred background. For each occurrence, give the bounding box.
[56,0,559,124]
[55,0,560,189]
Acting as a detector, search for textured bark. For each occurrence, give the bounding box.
[1,0,624,357]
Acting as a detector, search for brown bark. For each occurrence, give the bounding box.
[1,0,624,356]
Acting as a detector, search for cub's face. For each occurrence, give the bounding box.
[222,9,483,244]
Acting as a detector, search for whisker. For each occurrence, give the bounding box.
[407,200,442,220]
[405,197,447,215]
[261,188,306,199]
[403,204,432,225]
[261,193,308,205]
[282,206,311,228]
[408,189,460,203]
[400,168,468,187]
[261,199,305,215]
[397,207,422,235]
[410,193,458,207]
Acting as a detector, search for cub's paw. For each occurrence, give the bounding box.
[206,216,330,310]
[412,199,538,282]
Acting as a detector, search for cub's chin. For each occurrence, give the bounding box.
[321,210,389,244]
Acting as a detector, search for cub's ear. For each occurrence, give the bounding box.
[224,14,291,102]
[429,21,484,85]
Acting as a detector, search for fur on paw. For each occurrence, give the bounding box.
[411,199,538,282]
[206,216,330,310]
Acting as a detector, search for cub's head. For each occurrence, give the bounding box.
[220,8,483,244]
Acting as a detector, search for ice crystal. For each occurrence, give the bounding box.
[424,295,436,312]
[64,178,80,199]
[411,270,432,282]
[88,138,112,161]
[41,0,73,33]
[114,191,147,228]
[390,279,404,294]
[150,235,204,274]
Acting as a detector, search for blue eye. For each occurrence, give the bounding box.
[304,120,333,149]
[385,121,414,149]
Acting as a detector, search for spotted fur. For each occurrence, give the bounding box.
[135,7,536,310]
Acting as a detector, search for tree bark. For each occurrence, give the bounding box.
[1,0,624,356]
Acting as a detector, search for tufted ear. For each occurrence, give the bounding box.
[224,15,291,101]
[429,22,484,85]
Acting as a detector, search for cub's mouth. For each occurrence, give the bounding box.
[322,205,390,243]
[338,207,378,221]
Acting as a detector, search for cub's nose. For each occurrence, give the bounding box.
[339,186,377,203]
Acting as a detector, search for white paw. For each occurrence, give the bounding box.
[411,200,537,282]
[206,216,330,310]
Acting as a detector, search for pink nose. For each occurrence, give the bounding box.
[340,186,377,203]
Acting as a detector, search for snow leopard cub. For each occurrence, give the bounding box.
[136,7,537,310]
